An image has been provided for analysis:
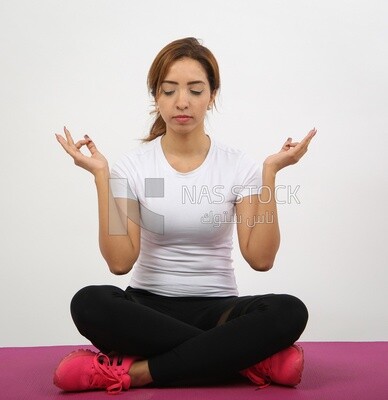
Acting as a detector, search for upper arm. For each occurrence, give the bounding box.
[109,160,141,260]
[235,194,260,266]
[114,197,141,260]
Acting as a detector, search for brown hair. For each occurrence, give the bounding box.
[141,37,220,143]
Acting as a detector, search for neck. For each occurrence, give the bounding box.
[161,127,210,157]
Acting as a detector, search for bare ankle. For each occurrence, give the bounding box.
[128,360,153,387]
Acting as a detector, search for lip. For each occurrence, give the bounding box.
[173,115,192,123]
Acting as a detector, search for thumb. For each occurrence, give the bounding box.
[84,135,98,155]
[282,137,292,150]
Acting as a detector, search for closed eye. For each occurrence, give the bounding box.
[161,89,203,96]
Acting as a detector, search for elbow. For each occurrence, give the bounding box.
[108,264,133,275]
[246,254,276,272]
[103,250,138,276]
[244,248,277,272]
[107,258,136,275]
[250,262,274,272]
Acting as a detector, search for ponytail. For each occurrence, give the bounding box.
[141,113,166,143]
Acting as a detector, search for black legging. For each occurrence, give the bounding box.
[70,285,308,386]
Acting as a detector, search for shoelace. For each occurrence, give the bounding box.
[258,358,273,381]
[243,359,272,389]
[91,353,129,394]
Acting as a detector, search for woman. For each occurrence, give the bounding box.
[54,37,316,394]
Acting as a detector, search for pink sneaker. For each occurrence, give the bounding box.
[53,349,138,394]
[240,344,304,388]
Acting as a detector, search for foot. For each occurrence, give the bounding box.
[53,349,138,393]
[240,344,304,388]
[128,359,153,387]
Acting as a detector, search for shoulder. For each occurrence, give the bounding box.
[119,138,157,162]
[212,138,259,167]
[213,138,244,157]
[111,138,158,173]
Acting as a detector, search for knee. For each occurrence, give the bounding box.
[70,285,117,327]
[279,294,309,337]
[70,285,98,325]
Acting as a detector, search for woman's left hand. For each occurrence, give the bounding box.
[264,128,317,173]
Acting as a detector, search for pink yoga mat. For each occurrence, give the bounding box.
[1,342,387,400]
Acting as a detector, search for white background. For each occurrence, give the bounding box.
[0,0,387,346]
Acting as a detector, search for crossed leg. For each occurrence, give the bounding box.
[70,285,308,386]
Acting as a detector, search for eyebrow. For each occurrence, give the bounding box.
[161,80,206,85]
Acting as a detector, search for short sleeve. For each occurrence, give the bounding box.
[110,159,138,201]
[234,152,262,199]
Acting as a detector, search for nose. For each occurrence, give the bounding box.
[176,90,189,110]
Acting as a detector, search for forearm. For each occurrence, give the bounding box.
[247,165,280,270]
[95,170,138,274]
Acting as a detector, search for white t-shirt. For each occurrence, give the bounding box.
[110,134,262,297]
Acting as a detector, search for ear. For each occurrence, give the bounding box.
[208,90,217,109]
[154,98,159,112]
[210,89,217,102]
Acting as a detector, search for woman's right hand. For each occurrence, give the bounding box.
[55,126,109,176]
